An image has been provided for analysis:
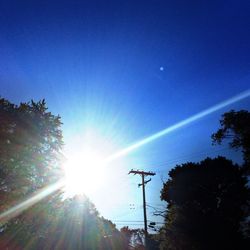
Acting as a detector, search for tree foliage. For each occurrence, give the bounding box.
[0,98,63,211]
[0,193,126,249]
[212,110,250,168]
[120,226,159,250]
[160,157,249,250]
[120,226,145,249]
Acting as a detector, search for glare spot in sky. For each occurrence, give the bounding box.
[160,66,164,71]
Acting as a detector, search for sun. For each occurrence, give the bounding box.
[63,149,106,196]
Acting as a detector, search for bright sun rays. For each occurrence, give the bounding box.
[1,90,249,223]
[61,128,131,212]
[63,149,107,196]
[62,90,250,197]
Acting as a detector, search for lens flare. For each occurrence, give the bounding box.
[0,89,249,223]
[0,180,64,223]
[105,89,250,162]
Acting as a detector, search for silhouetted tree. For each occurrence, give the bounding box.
[120,226,145,249]
[0,193,125,249]
[0,98,63,212]
[0,98,64,247]
[212,110,250,172]
[120,226,159,250]
[160,157,249,250]
[42,195,124,250]
[212,109,250,239]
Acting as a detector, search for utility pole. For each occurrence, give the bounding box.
[128,169,155,236]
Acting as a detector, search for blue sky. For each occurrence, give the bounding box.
[0,0,250,230]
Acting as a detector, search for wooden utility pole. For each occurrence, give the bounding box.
[128,169,155,235]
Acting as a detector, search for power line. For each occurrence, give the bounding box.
[112,220,164,224]
[113,146,230,186]
[137,146,230,172]
[115,223,145,226]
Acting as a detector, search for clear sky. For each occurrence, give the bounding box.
[1,0,250,230]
